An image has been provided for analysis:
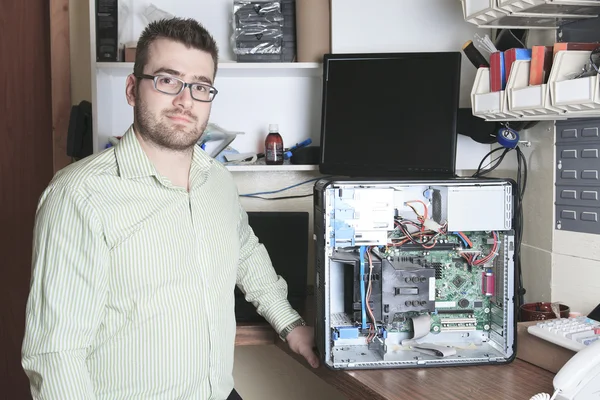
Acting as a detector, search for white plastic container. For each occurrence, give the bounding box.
[507,60,562,116]
[471,67,520,120]
[549,50,600,113]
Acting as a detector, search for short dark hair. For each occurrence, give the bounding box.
[134,17,219,78]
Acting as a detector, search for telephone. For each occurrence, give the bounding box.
[531,338,600,400]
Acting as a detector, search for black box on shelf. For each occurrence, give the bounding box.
[96,0,119,61]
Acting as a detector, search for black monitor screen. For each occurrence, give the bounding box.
[319,52,461,177]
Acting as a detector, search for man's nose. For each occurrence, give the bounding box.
[174,85,194,109]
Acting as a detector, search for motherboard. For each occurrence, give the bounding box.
[330,230,507,344]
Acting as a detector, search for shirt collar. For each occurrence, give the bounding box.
[190,141,215,186]
[115,126,159,179]
[115,125,215,185]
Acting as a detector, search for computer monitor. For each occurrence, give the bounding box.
[235,211,309,322]
[319,52,461,178]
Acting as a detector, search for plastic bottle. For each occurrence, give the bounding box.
[265,124,284,165]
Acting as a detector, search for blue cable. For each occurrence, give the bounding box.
[453,232,469,248]
[239,177,324,197]
[359,246,367,329]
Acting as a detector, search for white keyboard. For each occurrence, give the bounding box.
[527,316,600,352]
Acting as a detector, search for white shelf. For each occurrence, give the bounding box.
[225,164,320,172]
[96,62,322,78]
[498,0,600,16]
[461,0,599,28]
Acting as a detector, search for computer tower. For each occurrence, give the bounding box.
[314,177,518,370]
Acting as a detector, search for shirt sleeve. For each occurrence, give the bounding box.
[235,206,301,334]
[22,183,109,399]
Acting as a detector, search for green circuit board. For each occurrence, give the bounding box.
[380,231,498,334]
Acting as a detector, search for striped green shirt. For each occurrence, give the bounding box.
[22,126,301,399]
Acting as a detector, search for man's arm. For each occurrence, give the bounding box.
[235,207,301,334]
[22,183,109,399]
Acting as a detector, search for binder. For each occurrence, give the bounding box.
[553,42,599,57]
[529,46,553,86]
[490,52,505,92]
[504,48,532,84]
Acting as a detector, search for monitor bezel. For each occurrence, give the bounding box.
[318,52,461,178]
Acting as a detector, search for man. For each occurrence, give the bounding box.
[22,17,318,400]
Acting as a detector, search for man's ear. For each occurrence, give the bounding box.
[125,74,137,107]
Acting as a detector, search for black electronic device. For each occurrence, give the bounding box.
[319,52,461,178]
[234,211,309,322]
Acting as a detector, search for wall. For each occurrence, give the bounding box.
[552,231,600,314]
[520,123,556,305]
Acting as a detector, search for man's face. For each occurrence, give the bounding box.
[126,38,215,152]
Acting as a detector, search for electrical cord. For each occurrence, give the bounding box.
[529,389,560,400]
[239,176,323,197]
[515,146,528,310]
[241,193,313,200]
[473,147,511,177]
[507,29,527,48]
[472,145,528,312]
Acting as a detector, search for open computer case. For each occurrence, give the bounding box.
[314,177,518,370]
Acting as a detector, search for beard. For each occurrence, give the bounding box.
[134,94,208,152]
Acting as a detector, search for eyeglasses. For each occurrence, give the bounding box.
[136,74,218,102]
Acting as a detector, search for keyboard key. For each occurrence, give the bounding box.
[567,331,594,341]
[528,317,600,352]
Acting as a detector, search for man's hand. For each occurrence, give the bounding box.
[286,326,319,368]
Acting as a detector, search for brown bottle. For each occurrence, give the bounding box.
[265,124,284,165]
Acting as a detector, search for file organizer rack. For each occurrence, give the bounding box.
[472,51,600,121]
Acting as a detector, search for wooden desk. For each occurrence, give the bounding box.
[235,291,556,400]
[236,320,555,400]
[235,322,276,346]
[276,341,555,400]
